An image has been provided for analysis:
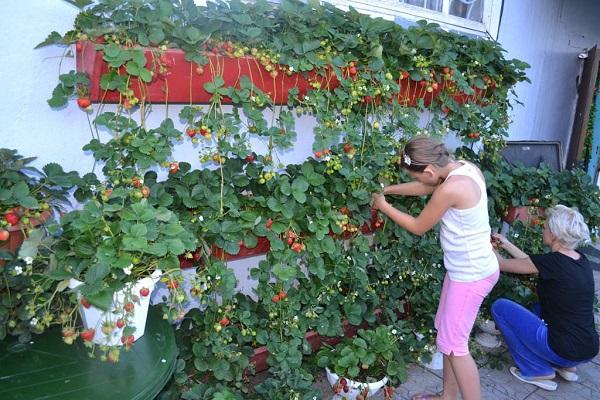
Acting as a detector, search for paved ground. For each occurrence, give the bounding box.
[314,264,600,399]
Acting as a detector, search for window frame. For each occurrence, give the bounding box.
[323,0,503,39]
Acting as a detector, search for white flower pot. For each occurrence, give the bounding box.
[477,319,501,335]
[475,332,502,349]
[68,270,162,346]
[421,349,444,371]
[325,367,388,399]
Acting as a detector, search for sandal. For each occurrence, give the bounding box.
[509,367,558,391]
[554,367,579,382]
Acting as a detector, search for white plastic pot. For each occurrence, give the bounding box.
[68,269,162,346]
[421,349,444,371]
[325,367,388,399]
[477,319,501,335]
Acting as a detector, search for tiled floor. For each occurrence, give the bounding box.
[314,270,600,399]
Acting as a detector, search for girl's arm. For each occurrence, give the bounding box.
[383,181,436,196]
[373,182,456,235]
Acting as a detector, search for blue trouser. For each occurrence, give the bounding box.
[491,298,582,378]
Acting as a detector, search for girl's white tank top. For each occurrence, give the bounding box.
[440,161,499,282]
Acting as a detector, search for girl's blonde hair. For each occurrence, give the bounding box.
[546,205,590,249]
[400,136,451,172]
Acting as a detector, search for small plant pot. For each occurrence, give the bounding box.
[502,206,545,225]
[68,270,162,346]
[475,332,502,349]
[420,349,444,371]
[211,236,271,261]
[325,367,388,399]
[477,319,501,335]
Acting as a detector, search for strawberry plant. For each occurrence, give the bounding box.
[34,0,600,397]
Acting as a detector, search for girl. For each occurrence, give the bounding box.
[491,205,598,391]
[372,136,499,400]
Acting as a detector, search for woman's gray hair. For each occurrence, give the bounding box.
[546,205,590,249]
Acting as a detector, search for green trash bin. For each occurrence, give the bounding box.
[0,306,177,400]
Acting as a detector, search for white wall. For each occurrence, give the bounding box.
[499,0,600,159]
[0,0,319,178]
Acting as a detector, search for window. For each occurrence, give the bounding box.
[323,0,503,39]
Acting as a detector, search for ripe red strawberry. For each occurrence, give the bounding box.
[219,317,230,326]
[80,328,95,342]
[80,297,91,309]
[121,335,134,345]
[132,177,142,188]
[124,302,134,313]
[272,294,280,303]
[245,154,255,163]
[287,237,294,245]
[291,242,303,253]
[116,319,125,329]
[186,128,196,137]
[4,212,20,226]
[77,97,91,108]
[314,151,322,158]
[279,291,287,300]
[349,66,357,75]
[343,143,353,153]
[265,218,273,229]
[139,287,150,297]
[169,162,179,174]
[0,230,9,241]
[192,249,202,261]
[75,41,83,52]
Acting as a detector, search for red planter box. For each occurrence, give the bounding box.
[249,320,368,373]
[502,206,545,225]
[0,211,51,267]
[76,41,338,104]
[395,77,441,107]
[211,236,271,261]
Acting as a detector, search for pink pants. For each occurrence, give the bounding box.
[435,270,499,356]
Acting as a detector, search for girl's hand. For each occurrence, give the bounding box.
[371,193,387,210]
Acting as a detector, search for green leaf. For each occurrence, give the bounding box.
[13,181,30,198]
[139,68,153,83]
[148,29,165,44]
[272,264,297,282]
[126,61,141,76]
[166,239,185,254]
[85,289,114,311]
[18,229,44,260]
[343,302,362,325]
[84,263,111,287]
[130,223,148,237]
[34,31,64,49]
[242,27,262,38]
[232,13,252,25]
[302,40,321,54]
[186,26,202,43]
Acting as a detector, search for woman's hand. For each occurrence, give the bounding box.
[371,193,387,210]
[491,233,510,249]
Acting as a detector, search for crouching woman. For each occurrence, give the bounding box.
[491,205,599,391]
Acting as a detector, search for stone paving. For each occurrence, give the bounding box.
[314,269,600,400]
